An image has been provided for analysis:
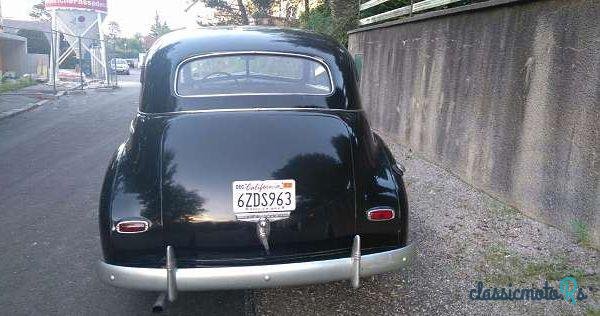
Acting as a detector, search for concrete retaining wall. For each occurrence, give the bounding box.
[348,0,599,245]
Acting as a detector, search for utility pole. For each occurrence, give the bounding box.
[78,36,83,89]
[50,9,58,94]
[0,0,4,30]
[113,40,117,87]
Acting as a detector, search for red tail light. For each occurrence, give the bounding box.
[367,208,395,221]
[116,221,149,233]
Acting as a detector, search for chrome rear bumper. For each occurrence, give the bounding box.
[96,237,414,294]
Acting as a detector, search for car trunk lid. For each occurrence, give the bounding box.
[160,111,356,265]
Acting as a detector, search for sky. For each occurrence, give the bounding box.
[1,0,215,37]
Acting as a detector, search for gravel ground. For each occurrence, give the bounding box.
[251,132,599,315]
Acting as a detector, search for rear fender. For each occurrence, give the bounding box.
[352,114,408,249]
[98,115,166,266]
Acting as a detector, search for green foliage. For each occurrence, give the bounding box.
[482,250,597,287]
[298,2,354,45]
[250,0,276,18]
[0,77,35,93]
[108,22,122,39]
[571,219,591,246]
[149,12,171,37]
[298,1,356,46]
[111,36,144,59]
[522,258,586,281]
[29,0,50,21]
[586,307,600,316]
[299,3,334,37]
[196,0,249,25]
[484,244,511,265]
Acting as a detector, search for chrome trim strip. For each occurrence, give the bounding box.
[173,51,335,98]
[96,244,414,291]
[137,107,364,116]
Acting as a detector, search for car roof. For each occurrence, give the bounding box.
[146,27,342,62]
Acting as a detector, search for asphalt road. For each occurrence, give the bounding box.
[0,71,251,315]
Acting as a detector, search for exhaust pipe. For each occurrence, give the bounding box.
[152,293,167,313]
[153,246,178,312]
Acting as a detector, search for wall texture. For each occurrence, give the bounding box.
[348,0,599,245]
[26,53,49,79]
[0,34,27,76]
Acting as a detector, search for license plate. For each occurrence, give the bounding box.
[232,180,296,214]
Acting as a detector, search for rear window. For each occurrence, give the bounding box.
[176,53,332,97]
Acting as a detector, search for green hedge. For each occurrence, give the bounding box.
[0,77,36,93]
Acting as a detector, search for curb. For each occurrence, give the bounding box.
[0,90,66,121]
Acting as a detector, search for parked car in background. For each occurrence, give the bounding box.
[109,58,130,75]
[96,27,413,311]
[125,58,138,68]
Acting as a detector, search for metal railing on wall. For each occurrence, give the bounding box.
[359,0,462,25]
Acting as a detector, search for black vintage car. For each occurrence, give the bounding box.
[97,27,413,309]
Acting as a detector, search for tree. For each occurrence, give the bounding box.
[107,21,121,39]
[149,12,172,37]
[29,0,50,21]
[111,35,144,59]
[328,0,359,39]
[133,33,143,42]
[274,0,303,24]
[190,0,249,25]
[298,2,334,40]
[250,0,275,19]
[237,0,250,24]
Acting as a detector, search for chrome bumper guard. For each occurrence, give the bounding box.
[97,236,414,297]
